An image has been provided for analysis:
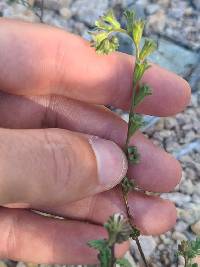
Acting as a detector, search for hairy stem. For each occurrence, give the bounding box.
[111,245,116,267]
[121,49,149,267]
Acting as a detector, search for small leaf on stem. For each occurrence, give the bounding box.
[116,258,132,267]
[122,176,135,194]
[127,146,140,164]
[130,228,141,239]
[124,10,135,37]
[134,61,151,84]
[128,114,145,138]
[132,20,145,47]
[134,84,152,107]
[139,39,157,61]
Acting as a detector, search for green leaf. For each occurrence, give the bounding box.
[88,239,112,267]
[134,61,151,84]
[132,20,145,46]
[127,146,140,164]
[90,10,122,55]
[116,258,132,267]
[105,214,132,245]
[139,39,157,61]
[192,263,198,267]
[124,10,135,37]
[101,10,121,30]
[88,239,107,251]
[121,176,135,195]
[128,114,145,137]
[130,227,140,239]
[134,84,152,107]
[95,36,119,55]
[178,238,200,261]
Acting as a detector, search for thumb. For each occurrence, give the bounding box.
[0,128,127,207]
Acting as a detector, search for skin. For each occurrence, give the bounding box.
[0,19,193,264]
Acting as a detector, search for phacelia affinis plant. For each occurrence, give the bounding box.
[88,9,157,267]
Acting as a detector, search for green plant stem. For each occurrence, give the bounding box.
[121,50,149,267]
[111,245,116,267]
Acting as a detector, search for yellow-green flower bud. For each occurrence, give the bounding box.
[132,20,145,46]
[139,39,157,60]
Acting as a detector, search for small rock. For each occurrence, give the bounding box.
[172,231,187,241]
[147,10,166,32]
[175,221,188,232]
[71,0,108,25]
[36,0,72,11]
[0,261,8,267]
[59,7,71,19]
[192,194,200,204]
[145,4,159,15]
[191,220,200,235]
[161,192,191,207]
[16,263,27,267]
[178,205,200,224]
[194,183,200,195]
[179,179,195,195]
[192,0,200,10]
[164,118,177,129]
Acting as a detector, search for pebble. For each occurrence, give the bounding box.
[0,262,8,267]
[191,220,200,235]
[59,7,72,19]
[71,0,108,25]
[175,220,188,232]
[161,192,191,207]
[16,263,27,267]
[179,179,195,195]
[145,4,159,15]
[172,231,187,241]
[147,10,166,32]
[164,118,177,130]
[192,0,200,10]
[36,0,72,11]
[178,205,200,224]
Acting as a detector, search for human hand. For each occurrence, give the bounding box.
[0,19,191,264]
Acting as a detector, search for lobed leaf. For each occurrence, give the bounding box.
[134,84,152,107]
[122,176,135,195]
[128,114,145,137]
[127,146,140,164]
[116,258,132,267]
[124,10,135,37]
[139,39,157,61]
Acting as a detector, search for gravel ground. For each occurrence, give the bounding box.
[0,0,199,266]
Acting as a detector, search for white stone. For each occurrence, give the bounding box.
[59,7,71,19]
[161,192,191,207]
[131,235,156,259]
[71,0,108,25]
[146,4,160,15]
[175,221,188,232]
[172,231,187,241]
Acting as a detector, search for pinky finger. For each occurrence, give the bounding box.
[0,208,128,264]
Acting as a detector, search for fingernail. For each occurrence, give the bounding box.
[89,136,128,189]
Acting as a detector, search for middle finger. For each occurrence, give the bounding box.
[0,93,181,193]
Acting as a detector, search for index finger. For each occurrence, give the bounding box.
[0,18,190,116]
